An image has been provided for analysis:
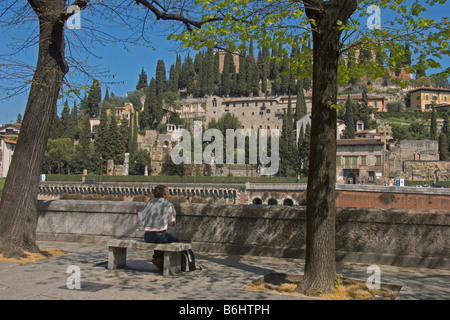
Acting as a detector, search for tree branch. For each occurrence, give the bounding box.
[135,0,218,30]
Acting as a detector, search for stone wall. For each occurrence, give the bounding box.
[36,200,449,269]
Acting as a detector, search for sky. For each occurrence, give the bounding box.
[0,22,184,124]
[0,1,449,125]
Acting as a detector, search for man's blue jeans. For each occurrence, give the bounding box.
[144,231,179,244]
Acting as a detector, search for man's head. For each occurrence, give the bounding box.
[153,185,168,198]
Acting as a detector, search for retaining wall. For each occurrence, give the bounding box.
[36,200,450,269]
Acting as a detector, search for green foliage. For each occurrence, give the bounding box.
[294,80,308,122]
[430,108,438,141]
[280,96,297,176]
[42,138,74,174]
[297,122,311,176]
[438,132,449,161]
[136,67,148,90]
[386,101,405,112]
[343,95,356,139]
[129,149,151,175]
[85,79,101,118]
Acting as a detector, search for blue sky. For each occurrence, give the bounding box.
[0,25,184,124]
[0,1,449,124]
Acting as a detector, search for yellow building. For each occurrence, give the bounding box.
[409,87,450,111]
[106,102,137,122]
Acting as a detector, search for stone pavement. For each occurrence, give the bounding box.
[0,241,449,301]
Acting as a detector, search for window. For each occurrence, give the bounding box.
[361,156,366,166]
[376,156,381,166]
[368,171,375,182]
[336,156,341,166]
[345,156,358,169]
[266,109,271,114]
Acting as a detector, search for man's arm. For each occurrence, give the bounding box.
[167,205,176,227]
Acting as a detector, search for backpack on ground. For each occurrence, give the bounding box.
[181,249,202,272]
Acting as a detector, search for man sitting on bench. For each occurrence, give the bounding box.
[138,185,179,270]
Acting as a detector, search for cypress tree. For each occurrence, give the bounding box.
[343,95,356,139]
[78,114,92,171]
[104,107,122,164]
[439,132,449,161]
[279,98,296,176]
[358,87,372,129]
[259,46,270,95]
[430,107,438,140]
[442,112,450,142]
[168,64,179,93]
[298,122,311,176]
[117,118,129,165]
[94,99,109,164]
[246,42,260,96]
[180,55,195,95]
[221,51,233,96]
[136,67,148,90]
[140,78,157,129]
[155,60,166,98]
[128,111,138,160]
[295,80,307,122]
[86,79,101,118]
[236,46,248,96]
[203,48,215,95]
[60,101,71,138]
[175,54,182,90]
[66,101,78,141]
[213,50,220,94]
[104,87,110,101]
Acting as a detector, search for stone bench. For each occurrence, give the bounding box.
[107,239,192,276]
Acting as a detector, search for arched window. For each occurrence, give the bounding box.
[252,198,262,205]
[283,198,294,206]
[267,198,278,205]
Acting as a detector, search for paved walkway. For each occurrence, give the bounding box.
[0,241,449,301]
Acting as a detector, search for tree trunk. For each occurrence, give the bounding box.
[299,0,357,295]
[0,0,68,258]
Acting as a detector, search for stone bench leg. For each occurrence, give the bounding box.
[108,247,127,270]
[155,250,181,276]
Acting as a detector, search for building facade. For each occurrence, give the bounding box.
[0,137,16,178]
[204,95,312,130]
[408,87,450,111]
[336,137,386,185]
